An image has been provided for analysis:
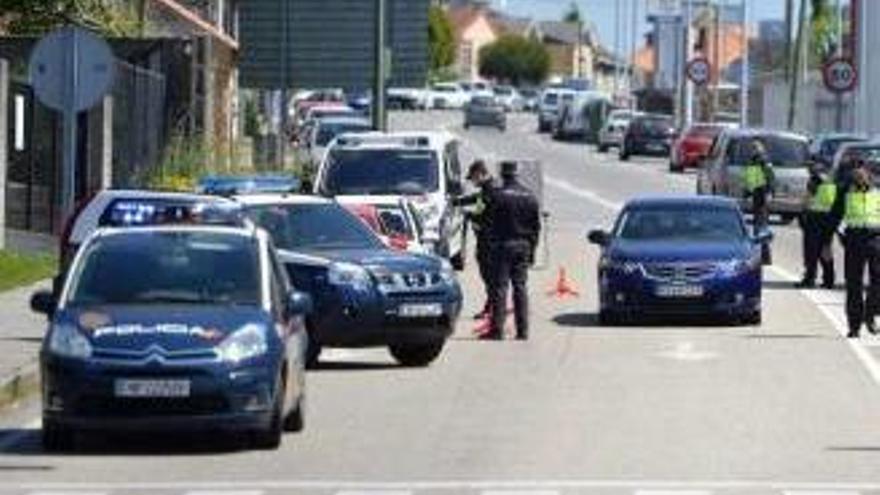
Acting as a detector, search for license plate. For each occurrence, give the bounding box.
[655,285,704,298]
[647,143,666,152]
[398,303,444,318]
[114,379,191,398]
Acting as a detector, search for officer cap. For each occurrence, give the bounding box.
[500,161,519,178]
[467,160,489,180]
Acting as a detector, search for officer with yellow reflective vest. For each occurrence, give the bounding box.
[743,140,776,264]
[830,162,880,338]
[453,160,498,319]
[796,162,837,289]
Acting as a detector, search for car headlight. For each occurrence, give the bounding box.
[439,259,456,284]
[216,324,268,363]
[48,324,93,359]
[328,262,372,291]
[717,256,761,276]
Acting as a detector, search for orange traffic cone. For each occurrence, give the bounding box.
[547,267,580,299]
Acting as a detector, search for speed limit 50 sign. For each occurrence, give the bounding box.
[823,57,858,93]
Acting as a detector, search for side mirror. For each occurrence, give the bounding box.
[30,290,57,316]
[588,229,611,246]
[753,229,774,244]
[286,291,314,317]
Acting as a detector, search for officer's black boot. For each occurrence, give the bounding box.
[868,319,879,336]
[795,278,816,289]
[848,322,861,339]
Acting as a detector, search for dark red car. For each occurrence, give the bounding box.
[670,123,732,173]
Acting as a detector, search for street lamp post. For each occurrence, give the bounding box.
[373,0,388,131]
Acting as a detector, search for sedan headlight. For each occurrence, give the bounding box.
[439,259,457,284]
[600,258,642,275]
[216,324,268,363]
[48,324,93,359]
[717,255,761,276]
[328,262,372,291]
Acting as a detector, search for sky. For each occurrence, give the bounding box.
[501,0,786,48]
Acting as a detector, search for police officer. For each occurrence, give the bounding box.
[484,161,541,340]
[796,162,837,289]
[743,139,775,264]
[831,162,880,338]
[453,160,498,319]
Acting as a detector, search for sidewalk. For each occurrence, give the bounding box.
[0,229,56,409]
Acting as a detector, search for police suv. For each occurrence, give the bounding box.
[237,194,463,367]
[314,132,468,270]
[32,200,310,451]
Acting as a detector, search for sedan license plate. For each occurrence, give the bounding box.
[656,285,704,298]
[398,303,444,318]
[114,379,191,398]
[646,143,667,152]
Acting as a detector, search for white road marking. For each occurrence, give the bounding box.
[635,491,713,495]
[481,491,559,495]
[11,481,880,491]
[657,342,718,362]
[783,491,861,495]
[185,491,264,495]
[28,493,108,495]
[335,491,412,495]
[768,265,880,386]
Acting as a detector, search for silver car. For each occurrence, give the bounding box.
[697,129,811,222]
[597,110,641,152]
[464,95,506,131]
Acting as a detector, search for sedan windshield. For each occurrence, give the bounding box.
[618,207,746,242]
[69,232,261,306]
[247,203,383,251]
[320,148,439,195]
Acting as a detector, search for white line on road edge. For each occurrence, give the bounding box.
[783,491,862,495]
[481,491,560,495]
[10,480,880,491]
[635,491,713,495]
[185,491,264,495]
[768,265,880,386]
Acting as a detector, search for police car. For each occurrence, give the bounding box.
[314,132,467,269]
[31,201,310,451]
[236,195,462,367]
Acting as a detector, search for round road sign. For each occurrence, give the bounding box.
[822,57,858,93]
[28,26,116,113]
[686,57,711,86]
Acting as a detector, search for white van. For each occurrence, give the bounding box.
[314,131,467,269]
[553,91,609,141]
[538,88,576,133]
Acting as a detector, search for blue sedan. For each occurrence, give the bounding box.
[588,197,771,325]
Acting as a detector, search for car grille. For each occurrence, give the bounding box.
[372,270,446,293]
[642,262,716,282]
[92,345,218,366]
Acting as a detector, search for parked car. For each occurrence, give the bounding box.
[388,87,429,110]
[519,88,540,112]
[553,92,609,141]
[587,196,768,325]
[697,129,811,222]
[464,95,507,131]
[597,110,640,152]
[429,82,469,109]
[303,116,372,171]
[314,131,467,269]
[669,123,735,173]
[493,85,523,112]
[831,140,880,186]
[619,114,676,160]
[34,219,310,451]
[809,133,869,168]
[538,88,576,133]
[237,195,462,367]
[336,195,430,254]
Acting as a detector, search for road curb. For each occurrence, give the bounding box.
[0,361,39,412]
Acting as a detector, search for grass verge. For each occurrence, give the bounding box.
[0,250,57,293]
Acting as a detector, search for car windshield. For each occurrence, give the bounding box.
[68,232,261,306]
[471,96,495,107]
[618,207,746,241]
[736,135,809,168]
[315,122,371,146]
[247,203,382,251]
[636,117,673,133]
[321,148,439,195]
[494,87,512,96]
[543,93,559,105]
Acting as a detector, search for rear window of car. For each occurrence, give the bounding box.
[731,135,809,168]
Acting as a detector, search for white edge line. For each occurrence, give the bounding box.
[768,265,880,386]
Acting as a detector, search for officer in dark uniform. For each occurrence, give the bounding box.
[453,160,498,319]
[831,161,880,338]
[484,161,541,340]
[796,162,837,288]
[743,139,776,264]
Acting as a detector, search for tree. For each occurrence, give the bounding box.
[0,0,141,37]
[428,6,456,72]
[809,0,835,63]
[563,2,582,24]
[479,34,551,86]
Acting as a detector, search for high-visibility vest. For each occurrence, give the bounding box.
[743,163,768,192]
[808,181,838,213]
[844,190,880,229]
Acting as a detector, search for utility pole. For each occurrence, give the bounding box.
[834,0,844,130]
[630,0,639,110]
[784,0,794,82]
[373,0,388,131]
[787,0,807,129]
[614,0,621,95]
[684,0,693,126]
[740,0,749,127]
[712,0,720,122]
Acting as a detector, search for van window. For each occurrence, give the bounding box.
[445,141,462,185]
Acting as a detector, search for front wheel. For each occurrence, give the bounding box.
[741,310,762,326]
[450,252,465,271]
[389,341,445,367]
[598,144,609,153]
[619,149,630,161]
[283,398,305,432]
[42,419,75,452]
